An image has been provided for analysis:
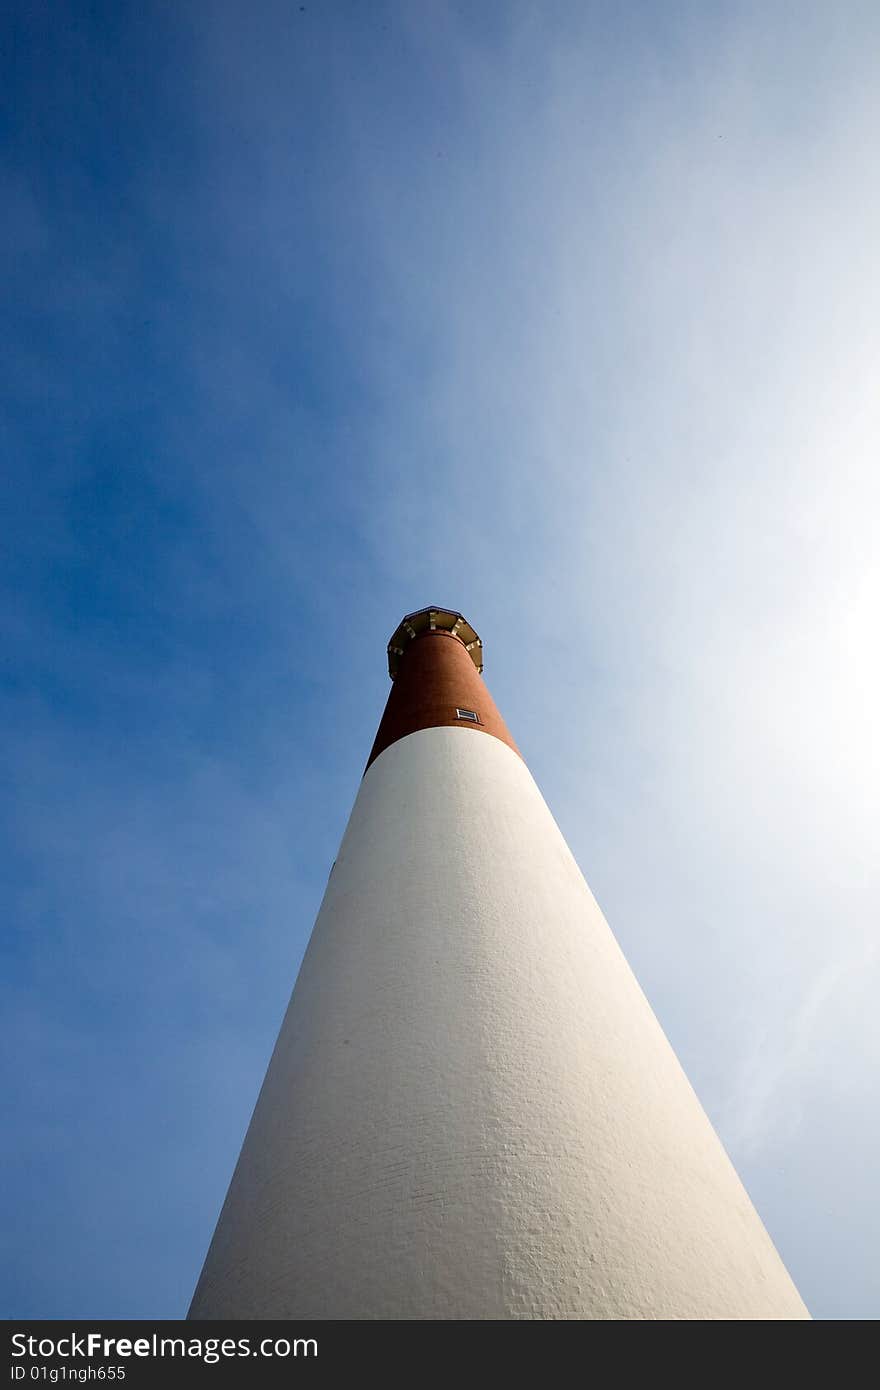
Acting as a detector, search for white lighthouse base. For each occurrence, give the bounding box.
[190,726,808,1320]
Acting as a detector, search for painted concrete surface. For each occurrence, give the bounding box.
[190,726,809,1320]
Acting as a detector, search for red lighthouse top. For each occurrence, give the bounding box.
[366,607,520,771]
[386,607,483,679]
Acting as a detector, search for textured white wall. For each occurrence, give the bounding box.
[190,727,809,1319]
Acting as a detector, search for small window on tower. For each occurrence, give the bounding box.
[455,708,481,723]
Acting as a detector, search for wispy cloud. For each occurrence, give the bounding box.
[722,935,880,1159]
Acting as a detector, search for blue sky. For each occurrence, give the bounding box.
[3,0,878,1319]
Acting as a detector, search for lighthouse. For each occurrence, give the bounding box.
[189,606,808,1320]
